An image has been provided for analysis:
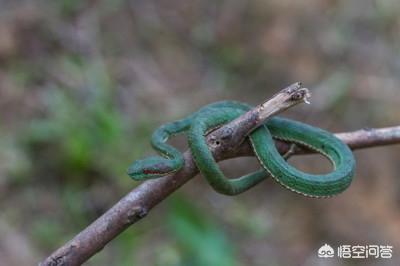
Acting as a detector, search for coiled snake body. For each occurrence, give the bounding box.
[128,101,355,197]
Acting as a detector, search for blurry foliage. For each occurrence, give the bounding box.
[312,70,353,112]
[167,196,237,266]
[52,0,86,17]
[23,59,126,182]
[31,218,64,250]
[0,136,31,185]
[226,202,271,238]
[114,229,138,266]
[9,58,159,260]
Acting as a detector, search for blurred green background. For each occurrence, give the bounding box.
[1,0,400,265]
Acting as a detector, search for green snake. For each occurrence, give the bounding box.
[128,101,355,197]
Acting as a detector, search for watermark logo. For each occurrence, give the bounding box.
[318,244,393,259]
[318,244,334,258]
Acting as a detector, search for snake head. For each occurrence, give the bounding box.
[127,156,177,180]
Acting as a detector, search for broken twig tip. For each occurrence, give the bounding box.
[303,88,311,104]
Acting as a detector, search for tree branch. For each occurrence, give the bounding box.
[39,84,400,266]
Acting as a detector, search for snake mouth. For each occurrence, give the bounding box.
[128,168,166,180]
[127,159,178,180]
[143,169,161,175]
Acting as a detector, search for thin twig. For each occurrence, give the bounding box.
[39,85,400,266]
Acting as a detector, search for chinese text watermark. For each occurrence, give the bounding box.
[318,243,393,259]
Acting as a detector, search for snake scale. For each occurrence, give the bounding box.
[128,100,355,197]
